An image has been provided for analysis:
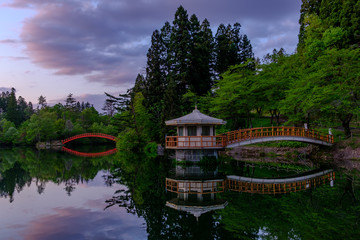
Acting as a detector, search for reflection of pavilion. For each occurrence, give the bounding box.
[166,167,335,217]
[166,166,227,218]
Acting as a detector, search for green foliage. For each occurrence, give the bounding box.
[211,61,256,129]
[0,90,116,145]
[144,142,158,159]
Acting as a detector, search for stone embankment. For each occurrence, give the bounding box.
[224,138,360,172]
[36,140,63,150]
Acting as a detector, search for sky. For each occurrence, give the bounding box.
[0,0,302,112]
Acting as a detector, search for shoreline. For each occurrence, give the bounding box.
[223,138,360,172]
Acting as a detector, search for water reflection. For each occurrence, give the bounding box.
[166,165,336,219]
[62,146,117,157]
[166,166,228,218]
[1,147,360,239]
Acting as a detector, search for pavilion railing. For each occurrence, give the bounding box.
[165,135,226,149]
[166,178,226,194]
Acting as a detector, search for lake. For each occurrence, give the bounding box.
[0,146,359,239]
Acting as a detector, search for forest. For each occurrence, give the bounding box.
[0,1,359,148]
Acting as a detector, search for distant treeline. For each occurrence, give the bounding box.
[0,90,116,145]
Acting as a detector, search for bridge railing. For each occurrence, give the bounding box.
[165,127,333,149]
[165,170,335,195]
[224,126,334,145]
[62,133,117,144]
[227,170,335,194]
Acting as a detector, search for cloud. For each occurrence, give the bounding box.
[0,56,28,61]
[0,38,19,44]
[4,0,301,87]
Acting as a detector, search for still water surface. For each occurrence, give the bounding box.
[0,146,359,240]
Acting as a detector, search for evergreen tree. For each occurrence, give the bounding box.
[214,23,251,76]
[5,88,19,126]
[37,95,47,110]
[187,16,214,96]
[170,5,191,95]
[65,93,76,109]
[160,21,172,76]
[145,30,166,108]
[17,96,28,123]
[239,34,254,64]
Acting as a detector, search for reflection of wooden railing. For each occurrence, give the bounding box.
[62,147,117,158]
[62,133,117,144]
[166,170,335,195]
[165,127,334,149]
[227,170,335,194]
[166,178,226,194]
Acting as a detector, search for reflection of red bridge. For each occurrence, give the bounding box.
[61,147,117,157]
[61,133,117,144]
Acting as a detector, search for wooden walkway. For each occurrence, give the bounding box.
[166,170,335,195]
[166,127,334,149]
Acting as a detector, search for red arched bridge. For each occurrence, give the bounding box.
[61,133,117,144]
[166,126,334,149]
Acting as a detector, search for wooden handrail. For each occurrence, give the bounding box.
[227,171,335,194]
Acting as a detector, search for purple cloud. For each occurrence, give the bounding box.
[5,0,301,86]
[0,38,19,44]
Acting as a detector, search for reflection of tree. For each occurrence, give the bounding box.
[340,175,359,204]
[64,179,78,196]
[105,189,136,214]
[35,179,46,194]
[0,147,117,200]
[0,161,31,202]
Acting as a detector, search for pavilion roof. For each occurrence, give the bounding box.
[165,107,226,126]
